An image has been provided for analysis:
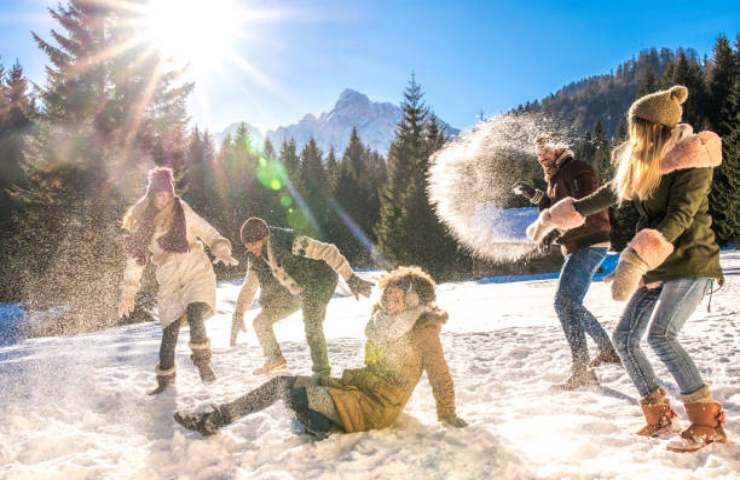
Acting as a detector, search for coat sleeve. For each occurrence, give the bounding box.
[573,182,619,217]
[569,165,599,200]
[418,324,457,420]
[234,261,260,314]
[292,235,354,281]
[121,256,145,296]
[182,202,232,252]
[654,168,713,243]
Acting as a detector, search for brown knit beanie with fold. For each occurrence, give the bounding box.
[240,217,269,244]
[629,85,689,128]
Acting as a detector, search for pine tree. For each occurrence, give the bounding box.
[662,49,707,128]
[707,35,736,135]
[297,138,327,237]
[709,76,740,244]
[376,75,429,267]
[325,145,339,194]
[636,65,658,96]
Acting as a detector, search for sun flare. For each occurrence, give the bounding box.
[143,0,244,72]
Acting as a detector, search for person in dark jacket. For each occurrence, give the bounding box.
[527,85,726,452]
[514,138,619,390]
[174,266,466,437]
[231,217,374,377]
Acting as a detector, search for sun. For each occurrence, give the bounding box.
[142,0,244,72]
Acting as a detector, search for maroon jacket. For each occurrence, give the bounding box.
[534,152,611,254]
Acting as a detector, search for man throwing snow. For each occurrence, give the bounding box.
[231,217,374,377]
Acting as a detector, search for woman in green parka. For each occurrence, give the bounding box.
[527,85,726,452]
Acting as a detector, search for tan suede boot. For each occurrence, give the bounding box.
[668,386,727,452]
[637,387,676,437]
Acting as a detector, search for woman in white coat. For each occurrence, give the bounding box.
[118,167,238,394]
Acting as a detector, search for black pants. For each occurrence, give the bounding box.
[222,375,341,435]
[159,302,210,370]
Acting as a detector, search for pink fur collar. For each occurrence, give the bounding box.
[661,124,723,174]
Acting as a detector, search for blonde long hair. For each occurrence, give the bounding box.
[613,117,673,201]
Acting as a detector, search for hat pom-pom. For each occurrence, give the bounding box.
[669,85,689,104]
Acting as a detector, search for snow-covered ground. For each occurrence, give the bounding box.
[2,252,739,480]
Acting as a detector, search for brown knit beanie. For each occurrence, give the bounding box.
[629,85,689,128]
[240,217,269,244]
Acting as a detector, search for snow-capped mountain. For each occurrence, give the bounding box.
[216,89,459,156]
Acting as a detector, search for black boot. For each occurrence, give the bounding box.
[190,341,216,383]
[174,405,231,436]
[149,366,176,395]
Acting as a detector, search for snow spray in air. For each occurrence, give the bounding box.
[428,112,573,261]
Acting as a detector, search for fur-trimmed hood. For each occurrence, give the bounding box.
[661,124,722,174]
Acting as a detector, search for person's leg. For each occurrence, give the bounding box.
[302,296,332,377]
[645,278,726,448]
[253,297,301,368]
[186,302,215,382]
[174,375,298,435]
[612,287,662,398]
[646,279,710,396]
[151,319,181,394]
[554,248,606,371]
[573,249,618,357]
[286,387,343,437]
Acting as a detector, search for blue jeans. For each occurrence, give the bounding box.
[555,247,615,369]
[613,278,711,398]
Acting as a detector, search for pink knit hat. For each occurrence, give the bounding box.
[146,167,175,195]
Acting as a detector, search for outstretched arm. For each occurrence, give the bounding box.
[293,235,373,299]
[231,263,260,345]
[418,324,465,426]
[182,201,238,266]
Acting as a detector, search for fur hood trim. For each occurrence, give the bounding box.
[661,124,722,174]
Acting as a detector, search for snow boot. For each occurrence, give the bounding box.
[589,350,622,368]
[190,340,216,383]
[174,405,232,436]
[668,401,727,452]
[636,388,676,437]
[253,357,288,375]
[149,365,176,395]
[552,367,599,391]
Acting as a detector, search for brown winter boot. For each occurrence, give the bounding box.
[552,367,599,391]
[190,340,216,383]
[668,386,727,452]
[253,357,288,375]
[149,365,176,395]
[589,350,622,368]
[636,387,676,437]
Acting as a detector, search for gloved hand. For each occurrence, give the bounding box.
[441,415,469,428]
[512,181,538,201]
[526,209,557,244]
[347,274,374,300]
[212,242,239,267]
[540,229,561,248]
[611,248,650,301]
[118,288,136,318]
[230,310,246,346]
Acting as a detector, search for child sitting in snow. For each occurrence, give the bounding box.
[174,266,467,437]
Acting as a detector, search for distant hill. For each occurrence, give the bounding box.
[516,47,698,138]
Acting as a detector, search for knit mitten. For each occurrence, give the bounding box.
[611,248,650,301]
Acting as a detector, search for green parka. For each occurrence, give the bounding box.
[574,125,724,286]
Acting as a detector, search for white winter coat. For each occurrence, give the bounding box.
[121,201,230,329]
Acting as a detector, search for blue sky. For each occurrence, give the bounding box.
[1,0,739,133]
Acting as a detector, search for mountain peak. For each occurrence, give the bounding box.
[335,89,371,110]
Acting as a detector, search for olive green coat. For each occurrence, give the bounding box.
[574,125,724,285]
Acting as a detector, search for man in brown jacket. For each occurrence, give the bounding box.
[174,266,467,437]
[514,136,619,390]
